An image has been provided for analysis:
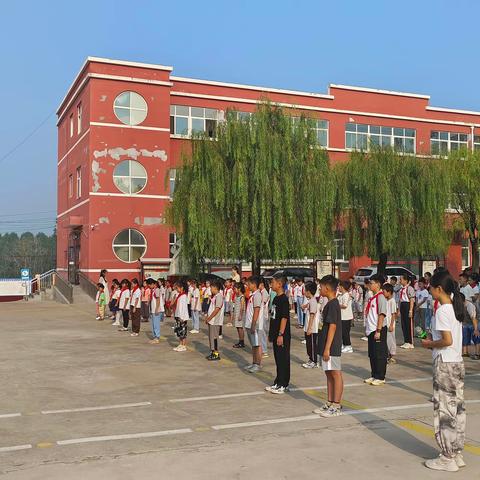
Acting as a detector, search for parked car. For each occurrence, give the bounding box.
[262,267,315,282]
[353,265,415,285]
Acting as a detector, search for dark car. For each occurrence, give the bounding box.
[167,273,225,284]
[262,267,315,282]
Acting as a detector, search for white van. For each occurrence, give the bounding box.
[353,265,415,285]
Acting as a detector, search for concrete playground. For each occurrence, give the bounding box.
[0,299,478,479]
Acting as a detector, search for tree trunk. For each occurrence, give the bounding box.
[377,252,388,278]
[471,236,479,273]
[251,257,262,276]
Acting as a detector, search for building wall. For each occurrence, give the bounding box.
[56,57,480,282]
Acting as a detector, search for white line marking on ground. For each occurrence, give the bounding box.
[41,402,152,415]
[211,399,480,430]
[0,444,32,453]
[171,373,480,403]
[57,428,192,446]
[0,413,22,419]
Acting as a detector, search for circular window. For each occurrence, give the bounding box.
[112,229,147,263]
[113,160,147,194]
[113,91,148,126]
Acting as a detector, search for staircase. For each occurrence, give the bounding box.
[72,284,95,304]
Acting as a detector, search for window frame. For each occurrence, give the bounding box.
[75,167,82,199]
[113,91,148,126]
[112,228,147,263]
[112,159,148,195]
[170,105,219,138]
[430,130,469,155]
[68,174,73,199]
[69,114,74,138]
[77,102,82,134]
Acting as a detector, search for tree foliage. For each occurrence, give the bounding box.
[168,103,335,272]
[334,148,452,272]
[445,149,480,271]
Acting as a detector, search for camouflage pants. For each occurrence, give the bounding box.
[433,356,466,458]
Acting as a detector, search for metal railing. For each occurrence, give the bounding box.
[29,270,74,304]
[53,272,73,304]
[30,269,56,294]
[78,271,99,300]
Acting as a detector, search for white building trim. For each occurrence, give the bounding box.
[57,74,90,123]
[90,122,170,132]
[329,84,430,99]
[89,192,170,199]
[142,258,172,262]
[426,105,480,117]
[171,76,334,99]
[57,128,90,166]
[57,198,90,218]
[89,73,173,87]
[170,91,480,128]
[80,268,141,273]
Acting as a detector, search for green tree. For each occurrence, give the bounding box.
[334,148,451,275]
[446,149,480,272]
[168,103,335,274]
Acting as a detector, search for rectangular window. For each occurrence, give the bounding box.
[291,117,329,147]
[76,167,82,199]
[69,114,74,138]
[68,174,73,198]
[345,123,416,153]
[462,239,471,269]
[169,169,176,196]
[474,135,480,151]
[430,131,468,154]
[170,105,218,138]
[169,233,177,258]
[77,103,82,134]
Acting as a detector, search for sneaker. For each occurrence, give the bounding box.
[319,406,342,417]
[370,379,386,386]
[455,453,466,468]
[233,342,245,349]
[130,333,139,337]
[360,336,368,341]
[407,343,415,349]
[244,364,254,371]
[302,361,316,369]
[364,377,375,384]
[118,327,129,332]
[388,357,397,364]
[112,321,120,326]
[301,339,307,344]
[265,384,278,392]
[225,322,233,327]
[95,316,101,320]
[189,329,199,334]
[248,364,261,373]
[207,352,220,361]
[219,335,223,339]
[313,402,332,414]
[97,317,104,321]
[472,354,480,360]
[342,345,353,353]
[262,352,269,358]
[173,345,187,352]
[270,386,286,395]
[425,454,459,472]
[149,338,160,344]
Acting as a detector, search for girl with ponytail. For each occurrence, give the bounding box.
[422,270,465,472]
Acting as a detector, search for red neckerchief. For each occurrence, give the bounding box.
[132,285,139,294]
[248,290,259,306]
[120,286,129,293]
[173,291,186,309]
[365,291,383,316]
[434,299,439,314]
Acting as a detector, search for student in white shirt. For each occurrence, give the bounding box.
[415,278,429,336]
[382,283,398,363]
[302,281,321,368]
[205,280,225,361]
[129,278,142,337]
[294,279,306,328]
[422,271,466,472]
[190,280,201,334]
[399,274,416,349]
[244,276,264,373]
[338,280,354,353]
[111,281,122,326]
[361,280,373,341]
[118,279,131,332]
[147,279,164,344]
[259,278,271,358]
[173,281,189,352]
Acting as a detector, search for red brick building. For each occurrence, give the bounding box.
[56,57,480,282]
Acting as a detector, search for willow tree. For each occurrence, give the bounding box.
[445,149,480,271]
[334,148,451,275]
[168,103,335,274]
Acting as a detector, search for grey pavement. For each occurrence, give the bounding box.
[0,299,479,479]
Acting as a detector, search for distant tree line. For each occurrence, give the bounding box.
[0,231,56,278]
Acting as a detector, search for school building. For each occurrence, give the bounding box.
[56,57,480,283]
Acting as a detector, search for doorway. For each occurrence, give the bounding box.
[68,228,81,285]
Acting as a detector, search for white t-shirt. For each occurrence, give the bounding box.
[208,292,225,325]
[304,296,321,332]
[432,304,462,363]
[338,292,353,320]
[365,292,388,335]
[130,287,142,308]
[386,297,397,329]
[245,290,263,330]
[225,287,233,303]
[192,287,201,311]
[399,285,415,303]
[460,284,475,302]
[151,287,165,313]
[175,293,189,321]
[294,284,304,299]
[415,289,429,309]
[119,289,131,310]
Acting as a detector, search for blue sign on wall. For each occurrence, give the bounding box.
[20,268,30,280]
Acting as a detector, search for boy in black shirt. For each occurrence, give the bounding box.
[267,274,291,394]
[313,275,344,417]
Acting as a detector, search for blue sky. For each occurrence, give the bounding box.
[1,0,479,233]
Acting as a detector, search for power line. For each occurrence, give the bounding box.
[0,111,55,165]
[0,210,56,218]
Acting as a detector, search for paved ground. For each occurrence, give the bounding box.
[0,299,479,479]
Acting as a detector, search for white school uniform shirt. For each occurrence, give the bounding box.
[245,290,264,330]
[112,288,121,303]
[304,296,321,332]
[386,297,397,329]
[260,288,270,320]
[192,287,201,311]
[432,304,462,363]
[208,292,225,325]
[399,285,415,303]
[151,287,165,313]
[225,287,233,303]
[460,284,475,302]
[119,288,131,310]
[175,293,189,321]
[294,284,304,299]
[187,285,194,305]
[415,288,429,309]
[365,292,388,335]
[130,287,141,308]
[338,292,353,320]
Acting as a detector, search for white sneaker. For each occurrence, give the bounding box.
[248,364,261,373]
[130,333,139,337]
[244,364,254,371]
[342,345,354,353]
[407,343,415,349]
[302,361,316,369]
[370,379,386,386]
[270,386,286,395]
[313,403,331,414]
[189,329,199,334]
[112,321,120,326]
[425,454,459,472]
[364,377,375,384]
[262,352,269,358]
[319,406,342,417]
[95,316,101,320]
[219,335,223,339]
[173,345,187,352]
[301,339,307,344]
[455,453,466,468]
[265,384,278,392]
[360,336,368,341]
